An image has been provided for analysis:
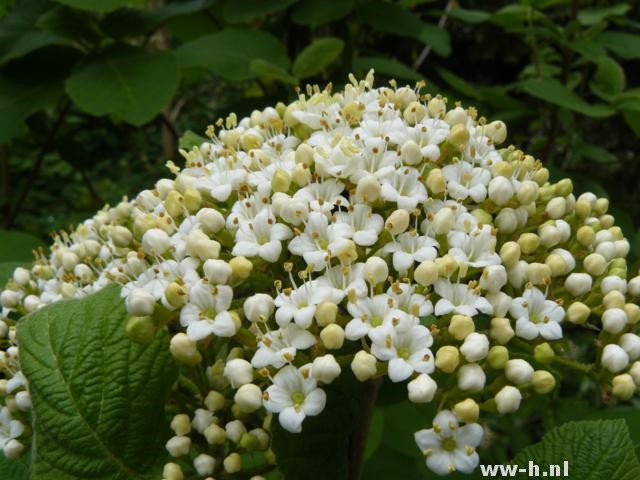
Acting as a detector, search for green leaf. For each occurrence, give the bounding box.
[578,4,631,26]
[292,37,344,79]
[0,229,45,262]
[250,59,298,84]
[222,0,298,23]
[359,0,451,56]
[36,5,98,42]
[17,284,178,480]
[512,420,640,479]
[592,56,625,97]
[436,66,481,100]
[490,4,532,29]
[292,0,353,27]
[0,0,67,65]
[597,31,640,60]
[179,129,208,149]
[0,451,31,480]
[353,56,422,82]
[520,77,615,118]
[449,7,490,24]
[177,28,289,82]
[54,0,146,13]
[66,46,179,126]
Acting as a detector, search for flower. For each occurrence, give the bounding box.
[179,282,236,340]
[263,365,326,433]
[434,280,493,317]
[345,294,412,340]
[274,281,341,328]
[414,410,483,475]
[448,225,501,268]
[509,287,564,340]
[442,161,491,202]
[369,324,434,382]
[0,407,24,454]
[232,210,293,262]
[382,231,439,273]
[380,167,428,210]
[335,204,383,246]
[251,324,317,368]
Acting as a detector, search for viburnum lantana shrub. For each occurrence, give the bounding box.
[1,71,640,478]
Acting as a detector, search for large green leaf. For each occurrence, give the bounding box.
[597,31,640,60]
[359,0,450,56]
[177,28,289,82]
[520,77,614,118]
[222,0,298,23]
[250,59,298,85]
[292,37,344,79]
[54,0,146,13]
[592,56,626,98]
[577,3,631,26]
[17,284,178,480]
[354,56,422,82]
[292,0,353,27]
[0,451,31,480]
[449,7,490,23]
[512,420,640,479]
[0,0,66,65]
[0,229,45,262]
[66,46,179,126]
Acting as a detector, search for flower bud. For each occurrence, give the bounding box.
[163,463,184,480]
[109,225,132,248]
[428,96,446,118]
[517,180,539,204]
[460,332,490,362]
[386,209,410,235]
[356,175,381,203]
[479,265,507,293]
[505,359,534,384]
[230,256,253,279]
[435,346,460,373]
[432,207,455,235]
[612,374,635,400]
[584,253,607,277]
[602,308,628,334]
[363,256,388,285]
[495,385,522,414]
[295,143,314,166]
[601,344,629,373]
[224,359,254,388]
[426,168,446,194]
[197,208,225,233]
[403,102,426,124]
[126,316,156,344]
[487,345,509,369]
[490,317,515,344]
[142,228,172,256]
[193,454,216,477]
[517,233,540,254]
[126,288,156,316]
[15,391,31,411]
[457,363,486,392]
[565,273,592,296]
[526,262,551,286]
[495,208,518,234]
[0,290,19,309]
[401,140,422,165]
[628,276,640,297]
[166,436,191,457]
[170,333,201,366]
[203,259,232,285]
[629,362,640,385]
[414,260,439,286]
[351,350,377,381]
[445,106,467,126]
[204,423,227,445]
[534,343,555,364]
[291,162,311,187]
[532,370,556,394]
[601,275,627,295]
[271,168,291,193]
[191,408,214,434]
[187,230,220,261]
[488,177,514,205]
[407,373,437,403]
[243,294,274,323]
[624,303,640,325]
[448,314,475,340]
[436,254,458,278]
[224,453,242,474]
[448,124,469,146]
[311,354,341,384]
[545,197,566,219]
[234,384,263,413]
[619,333,640,360]
[499,241,520,268]
[321,324,345,350]
[484,120,507,144]
[225,420,247,443]
[566,301,589,324]
[171,414,191,436]
[313,301,337,327]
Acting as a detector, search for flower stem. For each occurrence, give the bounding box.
[348,378,382,480]
[552,355,593,374]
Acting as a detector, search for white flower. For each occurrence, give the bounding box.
[274,282,340,328]
[263,365,326,433]
[442,161,491,202]
[345,294,412,340]
[387,282,433,319]
[509,287,564,340]
[335,204,383,246]
[195,157,247,201]
[414,410,483,475]
[288,212,353,271]
[448,225,501,268]
[349,137,398,181]
[369,324,434,382]
[0,407,24,453]
[434,280,493,317]
[251,324,317,368]
[179,282,236,341]
[232,210,292,262]
[294,179,348,214]
[316,263,368,301]
[380,167,428,210]
[382,231,439,273]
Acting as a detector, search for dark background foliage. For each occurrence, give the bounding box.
[0,0,639,477]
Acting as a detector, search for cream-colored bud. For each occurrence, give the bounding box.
[401,140,423,165]
[363,256,388,285]
[165,190,185,218]
[224,359,253,388]
[516,180,539,205]
[403,101,426,124]
[166,436,191,457]
[165,282,187,309]
[630,362,640,385]
[426,168,446,194]
[432,207,456,234]
[126,316,156,344]
[435,254,458,278]
[351,351,377,381]
[594,197,609,215]
[488,176,514,205]
[414,260,439,286]
[171,414,192,436]
[291,163,311,186]
[170,333,201,366]
[532,370,556,394]
[566,302,589,324]
[311,354,341,384]
[204,390,226,412]
[230,256,253,279]
[234,384,263,413]
[454,398,480,423]
[204,423,227,445]
[495,385,522,414]
[224,453,242,474]
[427,96,446,118]
[183,187,202,212]
[533,167,549,185]
[271,168,291,193]
[193,454,216,477]
[505,359,533,384]
[356,174,381,203]
[435,346,459,373]
[449,314,475,340]
[612,374,635,400]
[315,301,338,326]
[386,209,410,235]
[577,226,595,247]
[603,290,625,310]
[624,303,640,325]
[448,124,469,146]
[163,463,184,480]
[487,345,509,369]
[110,226,132,248]
[320,324,345,350]
[196,208,225,233]
[575,198,592,219]
[484,120,507,144]
[407,374,437,403]
[500,241,520,268]
[584,253,607,276]
[526,262,551,285]
[295,143,314,166]
[545,197,566,219]
[518,233,540,254]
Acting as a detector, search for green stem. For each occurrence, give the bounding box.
[552,355,593,374]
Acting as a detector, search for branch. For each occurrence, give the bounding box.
[413,0,455,70]
[348,378,382,480]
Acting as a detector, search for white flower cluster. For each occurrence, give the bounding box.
[1,71,639,477]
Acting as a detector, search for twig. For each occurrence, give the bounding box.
[348,378,382,480]
[413,0,455,70]
[0,145,9,227]
[7,101,71,227]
